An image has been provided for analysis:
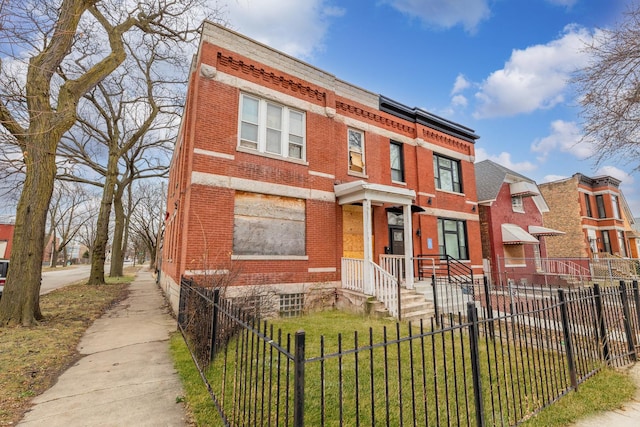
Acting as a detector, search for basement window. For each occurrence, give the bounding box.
[280,293,304,318]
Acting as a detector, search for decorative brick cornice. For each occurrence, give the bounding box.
[335,101,414,134]
[422,128,472,155]
[217,53,325,103]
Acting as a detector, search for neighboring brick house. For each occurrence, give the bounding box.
[160,22,483,314]
[475,160,564,286]
[539,174,635,258]
[0,223,14,259]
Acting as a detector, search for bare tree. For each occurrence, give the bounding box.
[0,0,219,326]
[573,4,640,167]
[129,180,166,270]
[46,182,93,267]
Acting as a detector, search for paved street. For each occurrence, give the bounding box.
[40,265,91,295]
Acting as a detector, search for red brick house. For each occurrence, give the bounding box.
[475,160,564,286]
[160,22,483,315]
[0,223,14,260]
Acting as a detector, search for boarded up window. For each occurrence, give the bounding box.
[233,192,305,256]
[503,245,525,266]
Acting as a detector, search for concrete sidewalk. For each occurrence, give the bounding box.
[19,270,188,427]
[572,363,640,426]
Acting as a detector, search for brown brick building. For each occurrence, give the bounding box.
[160,22,483,314]
[539,173,635,259]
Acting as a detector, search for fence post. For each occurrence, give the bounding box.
[467,302,485,427]
[432,273,439,326]
[558,290,578,390]
[633,281,640,334]
[210,289,220,361]
[178,277,186,329]
[294,330,306,427]
[483,276,495,339]
[397,267,402,321]
[619,281,637,362]
[593,284,611,363]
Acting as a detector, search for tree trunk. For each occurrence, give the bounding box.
[50,229,57,268]
[0,137,57,325]
[88,152,118,285]
[109,192,125,277]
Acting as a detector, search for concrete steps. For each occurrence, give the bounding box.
[369,287,435,323]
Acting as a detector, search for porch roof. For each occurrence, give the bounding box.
[528,225,565,237]
[334,180,416,205]
[502,224,539,245]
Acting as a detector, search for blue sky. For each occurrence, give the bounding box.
[221,0,638,212]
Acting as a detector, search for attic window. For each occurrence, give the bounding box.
[511,195,524,213]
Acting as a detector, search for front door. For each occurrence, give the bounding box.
[389,225,405,255]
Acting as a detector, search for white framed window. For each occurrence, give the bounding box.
[239,93,306,160]
[612,195,621,219]
[511,196,524,213]
[348,128,365,174]
[433,154,462,193]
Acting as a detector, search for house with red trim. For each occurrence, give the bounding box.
[159,22,483,317]
[475,160,565,287]
[0,223,14,260]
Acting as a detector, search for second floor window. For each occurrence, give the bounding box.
[434,154,461,193]
[584,194,592,217]
[596,194,606,218]
[390,141,404,182]
[348,129,365,174]
[612,195,621,219]
[239,93,305,160]
[511,196,524,213]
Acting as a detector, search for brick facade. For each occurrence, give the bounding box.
[539,174,631,258]
[159,22,483,312]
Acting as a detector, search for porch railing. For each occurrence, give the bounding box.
[341,257,399,317]
[541,258,591,280]
[372,261,399,318]
[341,257,364,293]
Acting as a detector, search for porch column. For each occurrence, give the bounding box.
[403,204,415,289]
[363,198,374,295]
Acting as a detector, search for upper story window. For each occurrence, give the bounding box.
[390,141,404,182]
[612,195,621,219]
[511,195,524,213]
[434,154,462,193]
[596,194,606,218]
[348,129,365,174]
[239,93,305,160]
[584,194,593,217]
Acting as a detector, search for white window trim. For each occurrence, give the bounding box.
[348,128,366,176]
[511,196,524,213]
[238,93,306,161]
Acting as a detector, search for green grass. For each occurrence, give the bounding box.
[172,310,637,426]
[170,332,225,427]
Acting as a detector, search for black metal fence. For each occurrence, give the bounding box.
[178,277,640,426]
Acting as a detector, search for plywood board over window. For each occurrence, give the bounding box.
[233,192,305,256]
[342,204,364,259]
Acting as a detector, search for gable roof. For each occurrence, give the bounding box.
[475,160,534,202]
[475,159,549,212]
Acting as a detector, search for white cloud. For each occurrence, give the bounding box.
[595,165,635,185]
[475,147,537,172]
[451,94,468,108]
[452,74,471,94]
[382,0,490,33]
[473,25,593,118]
[531,120,593,161]
[225,0,345,59]
[541,174,569,183]
[546,0,578,7]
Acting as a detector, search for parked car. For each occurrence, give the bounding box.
[0,260,8,299]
